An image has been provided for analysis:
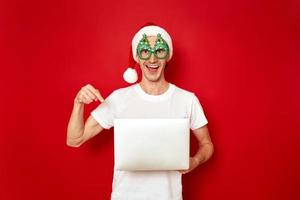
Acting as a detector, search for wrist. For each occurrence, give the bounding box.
[74,98,84,106]
[193,155,203,166]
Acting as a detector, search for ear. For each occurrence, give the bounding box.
[166,54,170,62]
[136,57,141,64]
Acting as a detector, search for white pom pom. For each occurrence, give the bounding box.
[123,67,138,83]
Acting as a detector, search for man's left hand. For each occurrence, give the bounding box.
[178,157,200,174]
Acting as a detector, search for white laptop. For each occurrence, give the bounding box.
[114,118,190,171]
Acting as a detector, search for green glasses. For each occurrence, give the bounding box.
[137,33,170,60]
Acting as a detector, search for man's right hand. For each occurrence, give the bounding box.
[74,84,105,104]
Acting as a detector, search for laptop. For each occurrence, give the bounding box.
[114,118,190,171]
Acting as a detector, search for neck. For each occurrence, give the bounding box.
[139,78,169,95]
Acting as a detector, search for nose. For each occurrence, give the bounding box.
[149,53,157,63]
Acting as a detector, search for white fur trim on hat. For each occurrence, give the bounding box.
[131,25,173,62]
[123,67,138,83]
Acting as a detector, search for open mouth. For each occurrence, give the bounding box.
[146,64,159,73]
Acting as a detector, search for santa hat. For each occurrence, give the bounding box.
[123,24,173,84]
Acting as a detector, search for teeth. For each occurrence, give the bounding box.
[147,64,159,68]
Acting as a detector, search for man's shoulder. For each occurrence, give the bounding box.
[110,84,137,97]
[173,84,195,99]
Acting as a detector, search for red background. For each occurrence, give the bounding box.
[1,0,300,199]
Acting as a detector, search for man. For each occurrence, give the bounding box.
[67,25,214,200]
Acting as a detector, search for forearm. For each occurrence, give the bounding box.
[67,100,85,140]
[193,142,214,165]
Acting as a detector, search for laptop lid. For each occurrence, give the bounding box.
[114,118,190,171]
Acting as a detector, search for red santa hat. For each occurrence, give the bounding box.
[123,23,173,84]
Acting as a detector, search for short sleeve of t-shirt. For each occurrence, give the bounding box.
[90,91,117,129]
[190,94,208,130]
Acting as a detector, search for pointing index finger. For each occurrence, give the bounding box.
[86,84,105,102]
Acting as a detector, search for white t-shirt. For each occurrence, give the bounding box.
[91,83,208,200]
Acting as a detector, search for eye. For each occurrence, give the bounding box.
[139,49,150,59]
[155,48,167,58]
[141,49,148,54]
